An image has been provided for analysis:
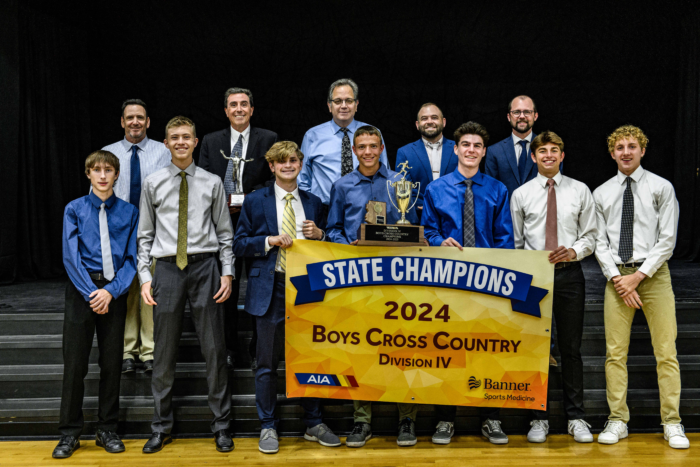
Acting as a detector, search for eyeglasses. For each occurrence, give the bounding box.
[331,98,356,106]
[510,110,535,117]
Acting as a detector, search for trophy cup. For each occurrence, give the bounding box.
[357,161,424,246]
[220,149,254,206]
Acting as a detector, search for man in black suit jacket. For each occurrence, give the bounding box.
[199,87,278,369]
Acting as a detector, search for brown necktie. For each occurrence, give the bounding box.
[545,178,558,251]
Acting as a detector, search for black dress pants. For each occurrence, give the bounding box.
[532,262,586,420]
[59,279,127,437]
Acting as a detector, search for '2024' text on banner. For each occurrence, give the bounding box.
[285,241,554,410]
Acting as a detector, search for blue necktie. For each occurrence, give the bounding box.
[518,140,529,183]
[129,145,141,208]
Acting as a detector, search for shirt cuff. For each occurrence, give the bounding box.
[265,236,272,253]
[221,264,233,277]
[139,270,153,285]
[103,282,117,299]
[603,266,621,281]
[572,245,585,261]
[638,261,657,278]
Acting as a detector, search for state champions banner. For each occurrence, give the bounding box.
[285,240,554,410]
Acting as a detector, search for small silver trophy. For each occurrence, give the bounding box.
[220,149,254,206]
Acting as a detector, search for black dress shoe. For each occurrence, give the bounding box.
[143,432,172,453]
[215,429,234,452]
[141,360,154,373]
[52,435,80,458]
[96,429,125,453]
[122,358,136,373]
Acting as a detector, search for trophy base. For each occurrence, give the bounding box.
[357,224,425,247]
[228,194,245,207]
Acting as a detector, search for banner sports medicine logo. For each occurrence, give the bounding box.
[468,376,481,390]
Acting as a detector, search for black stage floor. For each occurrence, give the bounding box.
[1,257,698,311]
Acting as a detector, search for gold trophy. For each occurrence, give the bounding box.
[387,161,420,225]
[357,161,424,246]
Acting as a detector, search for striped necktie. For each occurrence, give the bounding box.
[279,193,296,272]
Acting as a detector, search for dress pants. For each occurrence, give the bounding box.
[123,260,155,362]
[151,257,231,434]
[604,262,681,424]
[59,279,127,437]
[354,401,418,424]
[532,262,585,420]
[434,405,500,424]
[256,273,322,429]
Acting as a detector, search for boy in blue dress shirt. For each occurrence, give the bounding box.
[421,122,514,446]
[54,151,139,458]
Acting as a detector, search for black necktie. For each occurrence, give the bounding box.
[340,128,352,176]
[463,179,475,248]
[618,177,634,263]
[130,145,141,208]
[518,140,529,183]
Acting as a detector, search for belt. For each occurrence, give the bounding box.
[617,261,644,269]
[159,252,215,264]
[89,272,111,282]
[554,261,579,270]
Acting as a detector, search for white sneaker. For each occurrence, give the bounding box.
[527,420,549,443]
[568,419,593,443]
[664,424,690,449]
[597,420,628,444]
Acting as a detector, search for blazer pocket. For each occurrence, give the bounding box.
[249,268,260,277]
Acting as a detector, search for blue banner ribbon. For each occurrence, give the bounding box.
[290,256,548,318]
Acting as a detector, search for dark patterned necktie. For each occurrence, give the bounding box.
[225,134,243,195]
[340,127,353,176]
[463,179,475,248]
[517,140,529,183]
[129,145,141,208]
[618,177,634,263]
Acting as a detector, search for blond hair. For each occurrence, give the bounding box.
[265,141,305,163]
[607,125,648,153]
[85,150,119,176]
[165,116,196,139]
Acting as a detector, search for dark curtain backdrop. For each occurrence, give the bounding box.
[2,1,699,283]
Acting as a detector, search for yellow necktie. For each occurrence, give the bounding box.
[279,193,296,272]
[176,172,188,270]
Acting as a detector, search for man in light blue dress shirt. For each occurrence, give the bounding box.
[102,99,171,374]
[298,78,389,205]
[326,126,419,448]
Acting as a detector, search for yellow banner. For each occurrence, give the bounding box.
[285,240,553,410]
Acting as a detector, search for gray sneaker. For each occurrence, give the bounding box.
[432,421,455,445]
[397,418,417,446]
[346,422,372,447]
[259,428,279,454]
[527,420,549,443]
[304,423,341,447]
[481,419,509,444]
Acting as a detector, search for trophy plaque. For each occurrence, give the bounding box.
[220,149,253,206]
[357,162,424,247]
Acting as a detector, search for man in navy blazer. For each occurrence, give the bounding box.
[484,95,540,196]
[395,103,457,220]
[232,141,340,454]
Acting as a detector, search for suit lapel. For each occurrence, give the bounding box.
[263,185,278,235]
[523,132,537,181]
[222,127,232,155]
[412,140,432,181]
[440,140,455,176]
[299,191,315,223]
[246,127,260,159]
[504,138,520,184]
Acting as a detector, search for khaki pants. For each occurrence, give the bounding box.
[604,262,681,425]
[123,261,155,361]
[353,400,418,424]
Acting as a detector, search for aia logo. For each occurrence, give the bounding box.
[468,376,481,390]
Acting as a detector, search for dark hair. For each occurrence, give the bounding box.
[85,150,120,176]
[508,95,537,113]
[353,125,383,146]
[224,87,254,108]
[416,102,444,120]
[121,99,148,118]
[531,131,564,153]
[454,122,489,146]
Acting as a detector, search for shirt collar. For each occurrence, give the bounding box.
[616,165,644,185]
[452,169,484,186]
[89,191,117,209]
[120,136,150,152]
[274,182,300,201]
[168,161,196,177]
[422,136,443,148]
[511,132,533,145]
[331,118,359,135]
[230,125,251,142]
[352,162,389,185]
[536,171,563,188]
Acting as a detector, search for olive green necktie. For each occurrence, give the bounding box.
[176,171,188,270]
[279,193,296,272]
